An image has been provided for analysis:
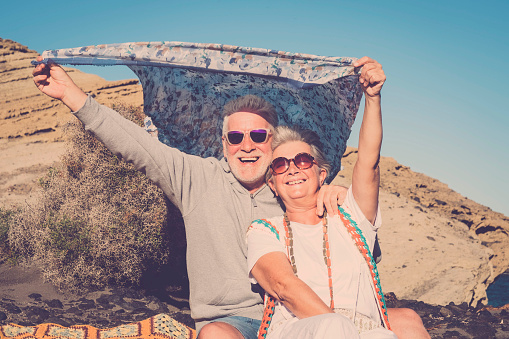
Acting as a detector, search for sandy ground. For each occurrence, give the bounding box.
[0,138,65,209]
[0,263,77,304]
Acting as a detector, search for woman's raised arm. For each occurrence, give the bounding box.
[351,57,386,224]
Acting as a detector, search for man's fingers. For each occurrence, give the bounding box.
[324,194,337,216]
[33,74,49,84]
[33,65,48,77]
[316,192,325,216]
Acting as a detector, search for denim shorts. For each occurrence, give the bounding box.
[198,316,261,339]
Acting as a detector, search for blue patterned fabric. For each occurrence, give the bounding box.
[34,41,363,180]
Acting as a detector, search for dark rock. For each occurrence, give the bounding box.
[130,300,146,309]
[78,297,94,304]
[169,311,195,329]
[457,302,469,311]
[445,303,464,315]
[25,306,50,323]
[4,303,21,314]
[78,298,96,310]
[66,307,83,315]
[131,307,150,314]
[466,321,497,338]
[440,306,455,317]
[443,330,462,338]
[97,303,115,310]
[93,318,110,328]
[446,319,464,328]
[44,299,63,309]
[0,312,6,321]
[28,293,42,300]
[78,303,96,310]
[384,292,398,308]
[120,288,142,299]
[107,294,125,305]
[45,317,70,327]
[116,300,146,311]
[477,309,498,323]
[96,294,111,304]
[146,299,169,313]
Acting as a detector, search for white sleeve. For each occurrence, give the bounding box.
[246,219,286,284]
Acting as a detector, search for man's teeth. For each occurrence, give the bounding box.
[287,179,305,185]
[240,157,258,163]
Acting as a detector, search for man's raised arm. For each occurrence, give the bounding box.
[32,56,88,112]
[32,56,212,214]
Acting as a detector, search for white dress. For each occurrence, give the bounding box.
[247,186,397,339]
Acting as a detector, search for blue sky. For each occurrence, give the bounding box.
[2,0,508,216]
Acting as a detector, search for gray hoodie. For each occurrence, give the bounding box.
[74,96,284,330]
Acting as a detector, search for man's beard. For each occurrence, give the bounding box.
[227,155,270,190]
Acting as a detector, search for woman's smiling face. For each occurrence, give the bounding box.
[268,141,327,204]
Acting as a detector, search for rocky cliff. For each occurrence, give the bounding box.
[0,38,143,142]
[1,37,508,308]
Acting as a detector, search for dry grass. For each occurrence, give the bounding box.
[8,104,180,293]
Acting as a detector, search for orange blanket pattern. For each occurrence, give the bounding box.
[0,313,196,339]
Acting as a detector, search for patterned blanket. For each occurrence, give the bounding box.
[0,314,195,339]
[34,41,363,181]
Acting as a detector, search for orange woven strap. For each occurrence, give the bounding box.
[250,219,280,339]
[337,206,391,330]
[258,294,276,339]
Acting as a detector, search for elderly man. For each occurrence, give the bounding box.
[33,56,429,339]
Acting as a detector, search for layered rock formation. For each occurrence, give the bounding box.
[0,38,143,143]
[1,37,508,308]
[379,154,509,276]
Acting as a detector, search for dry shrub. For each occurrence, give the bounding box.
[0,207,20,264]
[9,103,179,293]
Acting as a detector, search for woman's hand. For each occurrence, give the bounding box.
[354,57,386,98]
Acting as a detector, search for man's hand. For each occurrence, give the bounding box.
[32,56,88,111]
[353,57,386,98]
[316,185,348,216]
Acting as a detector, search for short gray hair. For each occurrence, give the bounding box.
[266,125,331,183]
[222,95,278,134]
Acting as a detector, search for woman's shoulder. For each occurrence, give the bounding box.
[248,216,285,241]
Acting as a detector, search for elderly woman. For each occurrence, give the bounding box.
[246,58,397,338]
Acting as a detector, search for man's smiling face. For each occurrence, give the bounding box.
[222,111,273,193]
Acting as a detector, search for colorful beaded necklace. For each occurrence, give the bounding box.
[283,211,335,309]
[257,206,391,339]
